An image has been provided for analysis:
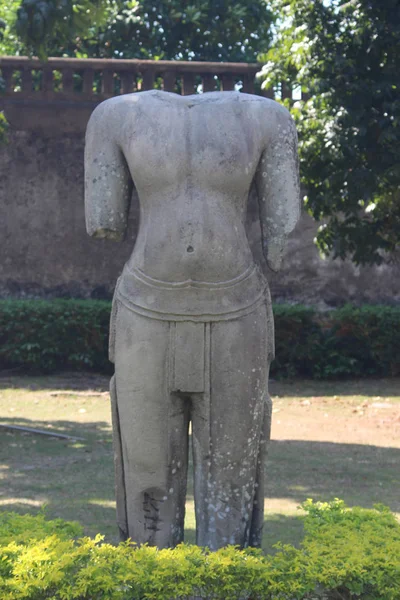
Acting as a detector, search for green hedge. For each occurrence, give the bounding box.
[0,300,399,378]
[1,500,399,599]
[0,300,112,375]
[272,304,400,378]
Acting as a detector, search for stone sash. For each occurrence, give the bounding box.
[115,263,267,322]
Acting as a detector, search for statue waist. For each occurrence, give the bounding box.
[114,263,268,322]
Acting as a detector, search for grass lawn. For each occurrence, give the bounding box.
[1,373,399,554]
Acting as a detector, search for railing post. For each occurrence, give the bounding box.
[120,72,134,94]
[1,67,14,93]
[83,69,95,96]
[201,74,215,93]
[21,67,33,93]
[162,71,176,93]
[62,68,74,95]
[141,70,155,91]
[242,74,255,94]
[182,73,196,96]
[102,69,114,95]
[221,74,236,91]
[42,67,54,93]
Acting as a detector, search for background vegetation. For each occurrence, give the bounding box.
[1,300,399,378]
[259,0,400,265]
[2,0,274,61]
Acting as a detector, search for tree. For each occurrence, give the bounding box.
[0,0,21,140]
[14,0,112,59]
[259,0,400,265]
[0,0,22,55]
[13,0,274,61]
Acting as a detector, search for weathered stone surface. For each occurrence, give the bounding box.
[84,90,300,548]
[0,130,137,299]
[1,128,399,305]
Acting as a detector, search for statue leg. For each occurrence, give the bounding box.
[192,303,271,550]
[113,302,190,547]
[248,392,272,547]
[110,374,128,541]
[249,295,274,547]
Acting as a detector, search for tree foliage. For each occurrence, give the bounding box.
[0,0,22,55]
[88,0,273,61]
[12,0,273,61]
[0,111,7,143]
[259,0,400,264]
[15,0,112,59]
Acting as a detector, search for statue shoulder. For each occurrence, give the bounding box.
[246,96,296,147]
[86,93,142,139]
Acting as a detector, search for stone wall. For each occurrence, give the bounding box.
[1,128,137,299]
[1,123,399,306]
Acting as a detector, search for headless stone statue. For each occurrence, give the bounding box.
[84,90,300,550]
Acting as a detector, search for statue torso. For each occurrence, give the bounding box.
[102,91,276,320]
[114,91,269,283]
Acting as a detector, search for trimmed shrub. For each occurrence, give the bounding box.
[272,304,323,378]
[317,305,400,378]
[0,300,399,378]
[0,299,111,374]
[0,500,399,599]
[0,511,83,546]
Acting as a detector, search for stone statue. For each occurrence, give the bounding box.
[84,90,300,550]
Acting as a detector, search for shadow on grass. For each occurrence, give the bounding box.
[0,417,116,538]
[0,372,110,392]
[1,372,400,399]
[269,377,400,398]
[1,416,399,551]
[266,439,400,515]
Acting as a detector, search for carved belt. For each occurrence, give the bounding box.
[115,263,268,323]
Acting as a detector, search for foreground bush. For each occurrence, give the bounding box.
[0,300,399,378]
[0,500,399,599]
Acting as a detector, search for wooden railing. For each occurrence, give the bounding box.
[0,56,269,101]
[0,56,307,132]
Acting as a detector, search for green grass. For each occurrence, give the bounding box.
[1,373,399,554]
